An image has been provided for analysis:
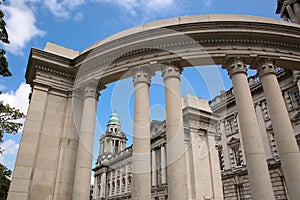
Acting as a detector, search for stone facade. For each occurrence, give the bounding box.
[210,68,300,200]
[94,68,300,200]
[8,14,300,200]
[93,94,223,200]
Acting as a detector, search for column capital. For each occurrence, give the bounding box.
[133,65,155,86]
[84,81,100,99]
[253,58,276,78]
[222,57,247,78]
[161,61,183,81]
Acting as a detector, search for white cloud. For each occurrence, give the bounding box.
[3,0,45,55]
[203,0,212,7]
[93,0,178,19]
[0,140,19,155]
[0,82,31,114]
[0,139,19,170]
[29,0,86,19]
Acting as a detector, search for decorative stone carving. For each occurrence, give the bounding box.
[161,61,183,81]
[276,0,300,23]
[253,58,277,78]
[222,57,247,78]
[133,65,155,86]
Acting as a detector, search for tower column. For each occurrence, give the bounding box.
[151,149,157,187]
[223,58,274,200]
[101,171,107,199]
[162,62,188,200]
[254,58,300,200]
[72,81,99,200]
[161,145,167,184]
[132,66,155,200]
[125,165,129,193]
[93,176,98,200]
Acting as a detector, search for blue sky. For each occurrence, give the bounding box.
[0,0,281,172]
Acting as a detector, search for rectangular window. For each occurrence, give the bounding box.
[232,146,242,167]
[218,149,224,171]
[237,184,245,200]
[227,117,237,135]
[290,90,300,108]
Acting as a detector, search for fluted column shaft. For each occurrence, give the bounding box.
[132,66,154,200]
[162,63,188,200]
[256,59,300,200]
[223,58,274,200]
[72,82,99,200]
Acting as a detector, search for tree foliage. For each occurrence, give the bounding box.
[0,102,25,153]
[0,0,11,77]
[0,163,11,200]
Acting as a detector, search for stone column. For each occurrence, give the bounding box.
[132,66,154,200]
[223,58,274,200]
[254,58,300,200]
[293,70,300,92]
[152,149,157,187]
[125,165,128,193]
[219,120,231,169]
[161,145,167,184]
[162,63,188,200]
[93,176,98,200]
[72,82,99,200]
[100,171,107,199]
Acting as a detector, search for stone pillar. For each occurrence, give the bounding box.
[152,149,157,187]
[125,165,128,193]
[255,58,300,200]
[161,145,167,184]
[162,63,188,200]
[93,176,98,200]
[293,70,300,92]
[109,173,113,197]
[219,120,231,169]
[206,132,224,200]
[72,82,99,200]
[102,172,107,198]
[100,171,107,199]
[223,57,274,200]
[132,66,154,200]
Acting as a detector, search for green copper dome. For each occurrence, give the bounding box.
[107,112,121,126]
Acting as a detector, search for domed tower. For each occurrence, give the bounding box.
[98,112,127,161]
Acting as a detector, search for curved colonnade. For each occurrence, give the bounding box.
[8,14,300,200]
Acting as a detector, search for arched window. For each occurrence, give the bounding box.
[117,179,120,194]
[112,181,115,196]
[122,177,126,192]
